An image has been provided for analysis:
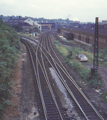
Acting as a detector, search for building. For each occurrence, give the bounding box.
[101,20,107,25]
[101,20,107,29]
[39,23,56,31]
[61,27,107,49]
[6,16,41,32]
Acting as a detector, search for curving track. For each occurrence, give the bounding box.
[20,32,104,120]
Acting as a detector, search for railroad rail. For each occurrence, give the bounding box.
[20,32,104,120]
[21,37,69,120]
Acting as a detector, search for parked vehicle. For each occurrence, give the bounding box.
[63,32,74,40]
[76,54,88,62]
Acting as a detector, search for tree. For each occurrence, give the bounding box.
[29,27,39,33]
[0,20,20,119]
[12,25,23,32]
[0,19,3,26]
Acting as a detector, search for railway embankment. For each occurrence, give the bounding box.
[0,19,21,119]
[2,43,40,120]
[53,33,107,118]
[2,32,107,119]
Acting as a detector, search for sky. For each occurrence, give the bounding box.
[0,0,107,22]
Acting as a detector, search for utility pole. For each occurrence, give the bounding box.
[92,17,99,74]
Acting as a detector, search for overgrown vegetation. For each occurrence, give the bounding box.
[100,92,107,102]
[29,27,40,33]
[12,25,23,32]
[99,49,107,66]
[54,40,102,88]
[0,19,20,119]
[59,35,107,67]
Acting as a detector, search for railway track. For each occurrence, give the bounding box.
[21,37,69,120]
[20,32,104,120]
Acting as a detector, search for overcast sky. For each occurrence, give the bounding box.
[0,0,106,22]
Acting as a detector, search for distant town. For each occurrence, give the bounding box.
[1,15,107,30]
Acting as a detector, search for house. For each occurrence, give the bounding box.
[6,16,41,32]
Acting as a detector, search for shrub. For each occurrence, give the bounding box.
[54,38,103,88]
[0,19,20,119]
[100,92,107,102]
[87,73,102,88]
[99,49,107,66]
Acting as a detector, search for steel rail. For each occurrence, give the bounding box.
[40,50,64,120]
[21,35,104,120]
[39,34,64,120]
[35,35,64,120]
[42,33,89,120]
[41,43,89,119]
[21,35,81,119]
[38,32,103,119]
[35,38,48,120]
[34,35,64,120]
[48,33,104,120]
[21,39,48,120]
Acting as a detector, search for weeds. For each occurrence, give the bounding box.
[99,49,107,66]
[0,19,20,119]
[59,35,107,66]
[54,38,103,89]
[87,73,102,88]
[100,92,107,102]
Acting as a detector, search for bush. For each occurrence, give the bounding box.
[68,60,89,81]
[99,49,107,66]
[54,38,103,88]
[100,92,107,102]
[0,19,20,119]
[87,73,102,88]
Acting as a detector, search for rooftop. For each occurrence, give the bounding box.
[71,28,107,35]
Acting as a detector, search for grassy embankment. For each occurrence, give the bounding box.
[54,35,107,102]
[54,36,104,87]
[59,35,107,67]
[0,19,21,119]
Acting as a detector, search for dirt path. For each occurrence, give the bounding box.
[2,44,40,120]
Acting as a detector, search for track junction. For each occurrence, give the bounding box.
[20,32,104,120]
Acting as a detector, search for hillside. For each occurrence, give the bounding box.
[0,19,20,119]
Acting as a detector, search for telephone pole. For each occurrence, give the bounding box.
[93,17,99,74]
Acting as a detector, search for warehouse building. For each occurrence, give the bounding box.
[61,27,107,49]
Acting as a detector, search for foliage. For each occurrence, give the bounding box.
[87,73,102,88]
[54,40,69,57]
[100,92,107,102]
[29,27,40,33]
[12,25,23,32]
[69,60,89,81]
[54,39,103,88]
[99,49,107,66]
[0,19,20,119]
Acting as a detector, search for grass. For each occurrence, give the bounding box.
[0,20,21,119]
[100,92,107,102]
[58,35,107,67]
[99,49,107,66]
[54,39,102,88]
